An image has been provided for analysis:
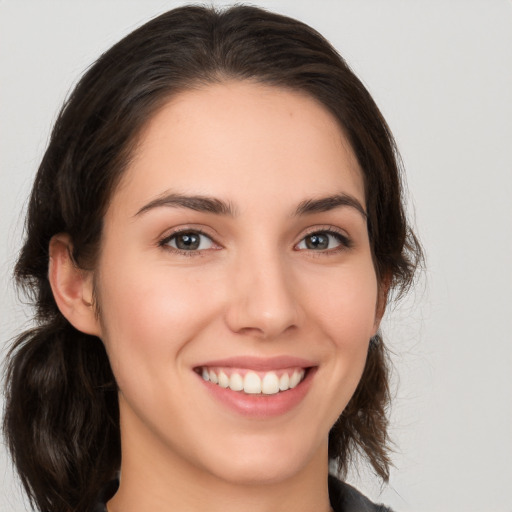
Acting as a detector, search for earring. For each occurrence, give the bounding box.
[369,336,380,349]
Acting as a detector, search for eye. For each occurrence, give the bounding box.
[296,230,349,251]
[161,230,215,252]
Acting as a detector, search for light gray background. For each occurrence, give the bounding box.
[1,1,511,511]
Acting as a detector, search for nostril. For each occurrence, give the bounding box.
[223,271,299,338]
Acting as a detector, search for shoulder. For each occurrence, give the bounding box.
[328,475,394,512]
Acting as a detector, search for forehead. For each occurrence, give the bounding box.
[112,81,365,216]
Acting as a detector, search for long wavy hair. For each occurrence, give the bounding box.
[4,5,422,512]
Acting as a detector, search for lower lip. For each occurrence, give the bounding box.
[197,368,316,418]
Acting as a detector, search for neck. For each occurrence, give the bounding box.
[110,467,331,512]
[108,410,332,512]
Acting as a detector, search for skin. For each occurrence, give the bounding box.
[50,81,385,512]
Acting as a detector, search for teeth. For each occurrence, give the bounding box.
[218,370,229,388]
[229,373,244,391]
[290,370,301,388]
[279,373,289,391]
[261,372,280,395]
[200,367,306,395]
[243,371,261,394]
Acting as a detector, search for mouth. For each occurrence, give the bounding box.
[192,356,316,417]
[195,366,308,395]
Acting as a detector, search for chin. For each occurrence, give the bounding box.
[209,457,305,486]
[197,433,326,486]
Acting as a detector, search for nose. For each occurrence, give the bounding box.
[224,250,299,340]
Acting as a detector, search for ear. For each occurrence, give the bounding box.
[48,234,101,336]
[373,273,391,334]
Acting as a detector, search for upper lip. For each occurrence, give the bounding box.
[194,355,316,371]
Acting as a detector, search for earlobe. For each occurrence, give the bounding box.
[48,234,101,336]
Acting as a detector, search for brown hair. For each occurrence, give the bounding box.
[4,5,422,512]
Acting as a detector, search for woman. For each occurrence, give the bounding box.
[3,5,421,512]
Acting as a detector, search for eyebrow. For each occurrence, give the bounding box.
[135,191,366,219]
[135,193,237,217]
[294,194,367,219]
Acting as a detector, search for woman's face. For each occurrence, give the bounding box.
[93,81,383,485]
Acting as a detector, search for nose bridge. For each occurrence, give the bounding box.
[225,241,299,339]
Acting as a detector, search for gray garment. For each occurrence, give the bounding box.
[328,475,393,512]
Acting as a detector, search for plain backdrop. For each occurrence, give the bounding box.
[1,1,511,511]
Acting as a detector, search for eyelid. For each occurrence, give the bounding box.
[295,225,353,252]
[158,226,222,254]
[157,224,352,256]
[301,224,349,237]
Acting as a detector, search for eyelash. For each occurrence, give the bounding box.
[158,228,218,257]
[296,227,353,255]
[158,226,352,257]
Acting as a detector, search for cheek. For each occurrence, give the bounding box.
[95,258,219,383]
[298,259,379,398]
[300,259,379,342]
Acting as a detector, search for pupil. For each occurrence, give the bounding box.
[306,233,328,250]
[176,233,200,250]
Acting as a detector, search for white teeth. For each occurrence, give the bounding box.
[218,370,229,388]
[243,371,261,394]
[290,370,303,389]
[261,372,280,395]
[279,373,290,391]
[200,367,307,394]
[229,373,244,391]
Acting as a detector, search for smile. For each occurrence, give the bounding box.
[199,367,307,395]
[194,356,316,417]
